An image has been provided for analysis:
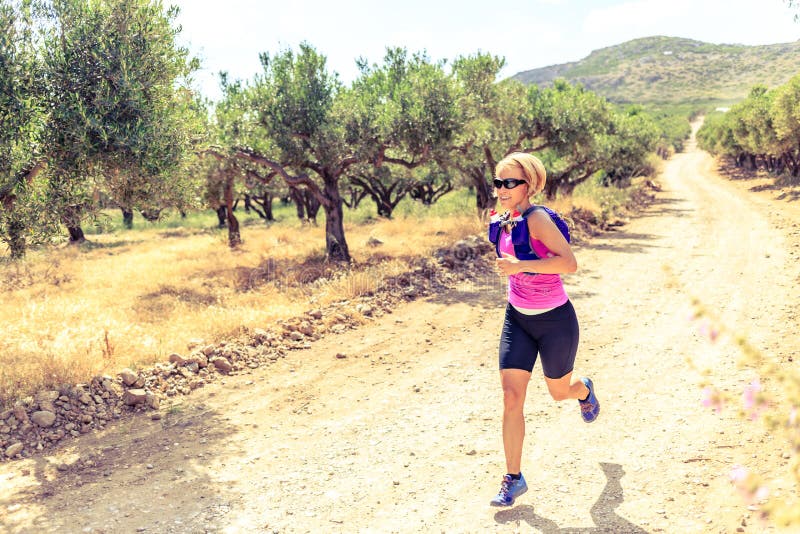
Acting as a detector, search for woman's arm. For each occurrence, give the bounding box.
[495,209,577,275]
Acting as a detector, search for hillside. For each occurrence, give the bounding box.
[512,36,800,105]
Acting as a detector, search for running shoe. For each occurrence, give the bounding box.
[579,377,600,423]
[490,473,528,506]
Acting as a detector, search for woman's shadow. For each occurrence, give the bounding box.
[494,462,649,533]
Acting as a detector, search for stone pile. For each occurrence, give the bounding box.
[1,236,492,461]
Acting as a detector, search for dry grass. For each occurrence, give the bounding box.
[0,177,641,408]
[0,212,482,407]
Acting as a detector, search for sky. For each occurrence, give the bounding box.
[170,0,800,102]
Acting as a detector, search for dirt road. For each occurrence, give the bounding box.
[1,126,799,533]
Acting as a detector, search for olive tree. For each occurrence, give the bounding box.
[447,53,534,211]
[725,86,779,171]
[343,48,458,218]
[237,45,457,259]
[205,75,258,246]
[234,44,356,261]
[771,74,800,177]
[526,80,613,198]
[42,0,201,242]
[0,0,53,258]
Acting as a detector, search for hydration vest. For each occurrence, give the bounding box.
[488,206,571,274]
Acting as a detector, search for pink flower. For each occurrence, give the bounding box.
[708,327,720,342]
[696,319,720,342]
[701,387,713,407]
[730,465,748,483]
[742,379,766,421]
[742,379,761,410]
[702,387,724,413]
[697,320,710,337]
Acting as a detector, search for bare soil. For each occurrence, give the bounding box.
[1,126,799,533]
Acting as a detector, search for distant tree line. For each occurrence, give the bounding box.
[1,0,677,262]
[697,74,800,178]
[651,112,692,159]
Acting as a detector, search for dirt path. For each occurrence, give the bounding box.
[1,125,799,533]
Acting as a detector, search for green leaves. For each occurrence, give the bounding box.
[0,0,203,257]
[254,44,341,163]
[44,0,195,173]
[772,75,800,153]
[698,73,800,177]
[447,65,662,200]
[0,0,49,256]
[347,47,456,165]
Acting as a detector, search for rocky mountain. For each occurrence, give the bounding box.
[512,36,800,105]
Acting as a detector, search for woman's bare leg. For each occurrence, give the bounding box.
[500,369,532,474]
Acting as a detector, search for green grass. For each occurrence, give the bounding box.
[393,188,476,218]
[83,200,308,236]
[83,210,218,234]
[345,187,476,224]
[80,187,479,238]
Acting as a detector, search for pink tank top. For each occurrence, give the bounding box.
[498,228,569,309]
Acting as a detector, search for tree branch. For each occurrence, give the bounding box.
[484,145,497,172]
[335,156,359,176]
[382,155,425,169]
[234,147,331,208]
[302,159,324,176]
[202,147,227,161]
[245,169,276,185]
[511,140,553,154]
[0,160,46,204]
[505,134,528,155]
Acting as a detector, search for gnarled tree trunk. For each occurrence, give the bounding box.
[215,206,227,228]
[262,193,274,221]
[6,218,25,259]
[62,205,86,244]
[323,178,349,262]
[468,167,494,210]
[289,187,306,221]
[1,197,26,259]
[543,179,559,201]
[67,225,85,244]
[289,186,321,224]
[223,170,241,248]
[301,188,321,223]
[121,208,134,229]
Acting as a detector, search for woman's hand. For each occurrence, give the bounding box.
[495,252,521,276]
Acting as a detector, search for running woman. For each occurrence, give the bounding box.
[488,152,600,507]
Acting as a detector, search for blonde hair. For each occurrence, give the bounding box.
[495,152,547,197]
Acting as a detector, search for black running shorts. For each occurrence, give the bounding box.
[498,300,579,378]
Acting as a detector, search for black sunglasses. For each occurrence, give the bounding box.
[493,178,527,190]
